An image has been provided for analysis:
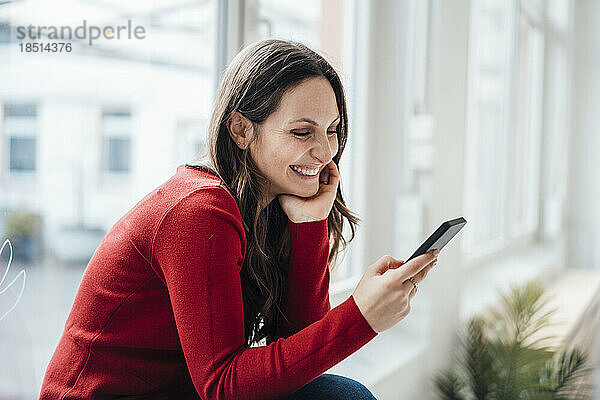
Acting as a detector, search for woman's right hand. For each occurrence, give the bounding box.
[351,250,439,333]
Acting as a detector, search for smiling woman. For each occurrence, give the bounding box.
[38,39,381,399]
[187,39,359,347]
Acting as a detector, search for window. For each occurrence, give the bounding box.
[0,21,10,44]
[464,0,516,257]
[547,0,569,32]
[411,0,434,114]
[243,0,350,87]
[465,0,551,261]
[176,118,208,165]
[509,13,544,237]
[540,0,570,240]
[400,0,436,263]
[244,0,323,50]
[4,104,37,173]
[102,111,131,174]
[0,2,218,395]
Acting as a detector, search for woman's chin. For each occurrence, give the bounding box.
[287,186,318,198]
[284,171,320,196]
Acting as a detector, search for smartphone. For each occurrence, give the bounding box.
[406,217,467,261]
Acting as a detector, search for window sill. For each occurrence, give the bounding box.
[460,236,567,322]
[328,273,432,388]
[327,237,568,388]
[325,326,429,388]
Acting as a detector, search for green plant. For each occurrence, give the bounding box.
[5,210,42,237]
[434,280,595,400]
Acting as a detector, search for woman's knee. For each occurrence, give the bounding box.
[283,373,377,399]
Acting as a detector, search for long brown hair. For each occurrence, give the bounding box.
[186,39,360,347]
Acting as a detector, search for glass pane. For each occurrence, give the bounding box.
[509,17,543,235]
[5,104,37,117]
[0,1,217,397]
[464,0,515,255]
[9,137,36,171]
[541,43,568,240]
[411,0,432,113]
[245,0,322,49]
[177,118,208,165]
[102,111,131,137]
[0,21,10,43]
[106,137,131,172]
[4,104,37,173]
[547,0,569,31]
[102,111,131,173]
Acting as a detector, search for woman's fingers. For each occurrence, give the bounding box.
[388,250,438,283]
[401,259,436,292]
[319,161,339,190]
[328,159,339,178]
[319,163,328,184]
[412,259,437,283]
[409,285,417,298]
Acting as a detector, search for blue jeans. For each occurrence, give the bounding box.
[281,373,378,399]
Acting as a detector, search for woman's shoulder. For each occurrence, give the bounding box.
[151,166,247,254]
[124,164,239,231]
[159,164,239,216]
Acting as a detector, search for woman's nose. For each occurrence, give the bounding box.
[312,131,334,164]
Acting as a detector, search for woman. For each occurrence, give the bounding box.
[39,39,438,399]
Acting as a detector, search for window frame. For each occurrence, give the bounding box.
[463,0,568,271]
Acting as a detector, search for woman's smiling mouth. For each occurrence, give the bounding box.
[290,165,320,177]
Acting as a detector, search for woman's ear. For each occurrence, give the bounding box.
[228,111,254,149]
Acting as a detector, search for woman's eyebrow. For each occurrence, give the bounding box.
[288,116,340,126]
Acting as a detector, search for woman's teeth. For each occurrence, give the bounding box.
[290,165,319,176]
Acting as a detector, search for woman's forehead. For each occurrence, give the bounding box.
[276,78,339,122]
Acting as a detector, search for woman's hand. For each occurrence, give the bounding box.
[278,160,340,223]
[352,250,439,333]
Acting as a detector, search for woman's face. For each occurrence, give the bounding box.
[249,76,340,203]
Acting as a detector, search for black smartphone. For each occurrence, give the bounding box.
[406,217,467,261]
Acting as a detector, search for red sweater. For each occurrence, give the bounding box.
[39,164,378,400]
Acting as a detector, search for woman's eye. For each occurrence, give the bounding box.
[292,131,311,137]
[291,129,338,138]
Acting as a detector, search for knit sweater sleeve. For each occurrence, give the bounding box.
[275,218,332,339]
[151,186,377,400]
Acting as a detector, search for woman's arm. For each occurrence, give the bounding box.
[151,187,377,400]
[275,218,331,339]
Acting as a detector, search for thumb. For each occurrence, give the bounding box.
[370,256,404,275]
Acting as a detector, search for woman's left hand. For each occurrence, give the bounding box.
[278,160,340,223]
